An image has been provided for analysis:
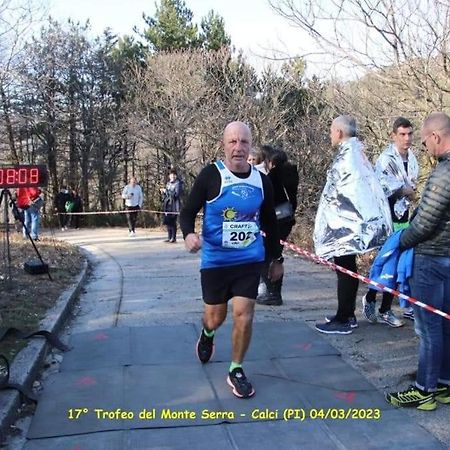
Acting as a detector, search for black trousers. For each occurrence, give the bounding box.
[334,254,359,322]
[71,213,80,229]
[163,213,178,241]
[167,222,177,241]
[126,206,140,231]
[260,221,293,295]
[58,212,68,228]
[365,289,393,313]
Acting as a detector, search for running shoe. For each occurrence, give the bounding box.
[362,294,377,323]
[227,367,255,398]
[325,315,358,328]
[403,307,415,321]
[378,310,404,327]
[386,385,436,411]
[315,320,353,335]
[436,384,450,404]
[196,329,214,363]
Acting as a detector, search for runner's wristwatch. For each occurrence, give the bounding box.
[272,256,284,264]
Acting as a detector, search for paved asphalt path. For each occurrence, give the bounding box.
[4,227,449,448]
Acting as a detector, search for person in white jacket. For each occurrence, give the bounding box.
[122,176,143,236]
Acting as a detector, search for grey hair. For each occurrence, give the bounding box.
[423,112,450,137]
[333,115,357,138]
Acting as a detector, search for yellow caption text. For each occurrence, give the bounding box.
[67,408,382,421]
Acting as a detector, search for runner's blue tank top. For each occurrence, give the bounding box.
[201,161,265,269]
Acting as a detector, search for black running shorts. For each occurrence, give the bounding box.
[200,262,264,305]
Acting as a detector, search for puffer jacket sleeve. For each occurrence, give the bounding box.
[400,158,450,249]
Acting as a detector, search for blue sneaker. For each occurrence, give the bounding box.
[362,294,377,323]
[325,315,358,328]
[315,320,353,335]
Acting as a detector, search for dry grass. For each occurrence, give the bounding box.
[0,232,84,362]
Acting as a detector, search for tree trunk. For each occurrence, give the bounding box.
[68,82,78,188]
[0,83,19,164]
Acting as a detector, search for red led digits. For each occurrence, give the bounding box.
[0,165,48,188]
[29,167,39,184]
[18,168,27,184]
[6,168,15,185]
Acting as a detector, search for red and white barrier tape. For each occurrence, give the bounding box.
[44,211,450,321]
[280,238,450,321]
[54,209,179,215]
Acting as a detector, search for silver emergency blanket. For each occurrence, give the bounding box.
[375,144,419,220]
[314,137,392,259]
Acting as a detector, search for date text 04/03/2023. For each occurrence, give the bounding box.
[68,408,381,421]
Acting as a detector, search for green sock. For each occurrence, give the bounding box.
[229,362,242,372]
[203,328,215,337]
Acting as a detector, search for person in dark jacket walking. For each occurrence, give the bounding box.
[70,189,83,229]
[386,112,450,411]
[257,146,299,305]
[54,186,72,231]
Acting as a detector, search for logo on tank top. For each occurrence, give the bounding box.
[222,207,237,221]
[231,185,256,200]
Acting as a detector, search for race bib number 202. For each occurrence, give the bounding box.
[222,222,259,249]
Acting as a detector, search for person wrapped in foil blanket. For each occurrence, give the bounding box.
[314,136,392,260]
[375,143,419,221]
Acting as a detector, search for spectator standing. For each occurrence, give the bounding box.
[247,148,263,166]
[313,115,392,334]
[54,186,72,231]
[161,169,182,243]
[122,176,143,237]
[362,117,419,325]
[16,187,43,241]
[257,146,299,305]
[386,112,450,411]
[70,189,83,229]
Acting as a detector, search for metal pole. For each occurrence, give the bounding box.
[1,189,13,289]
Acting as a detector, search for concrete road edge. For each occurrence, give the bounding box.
[0,258,89,442]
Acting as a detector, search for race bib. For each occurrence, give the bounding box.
[222,222,259,249]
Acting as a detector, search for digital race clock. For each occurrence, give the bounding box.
[0,165,48,189]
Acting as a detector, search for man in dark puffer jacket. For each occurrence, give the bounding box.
[386,112,450,411]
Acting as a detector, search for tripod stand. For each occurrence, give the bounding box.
[0,188,51,288]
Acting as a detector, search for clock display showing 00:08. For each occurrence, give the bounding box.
[0,165,48,189]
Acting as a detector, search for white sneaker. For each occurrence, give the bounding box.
[128,231,133,237]
[403,307,415,320]
[132,231,136,236]
[257,282,267,296]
